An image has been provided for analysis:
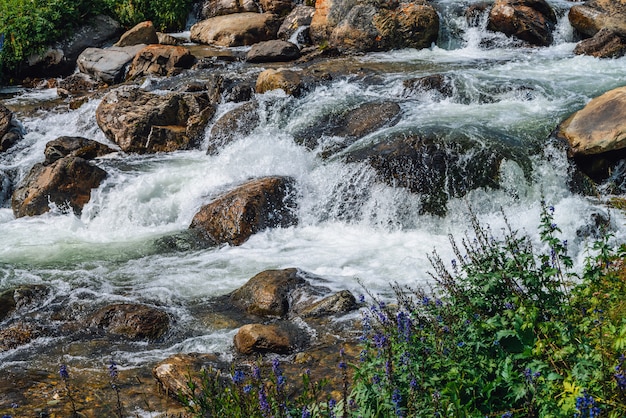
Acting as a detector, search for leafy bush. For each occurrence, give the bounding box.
[0,0,192,79]
[180,205,626,417]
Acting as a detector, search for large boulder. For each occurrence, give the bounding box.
[88,303,169,340]
[199,0,259,19]
[77,44,146,84]
[114,21,159,47]
[569,0,626,39]
[96,87,216,153]
[573,28,626,58]
[310,0,439,52]
[11,156,108,218]
[344,130,530,216]
[16,15,121,80]
[259,0,294,16]
[487,0,557,46]
[189,176,298,246]
[234,321,309,354]
[256,68,303,95]
[207,101,260,155]
[557,86,626,157]
[230,268,308,317]
[43,136,115,165]
[190,13,282,47]
[246,40,301,62]
[126,44,196,79]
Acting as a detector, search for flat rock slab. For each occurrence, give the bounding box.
[190,13,281,47]
[77,44,146,84]
[246,40,301,63]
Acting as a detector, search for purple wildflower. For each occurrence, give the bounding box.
[59,364,69,380]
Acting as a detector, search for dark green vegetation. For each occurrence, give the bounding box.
[0,0,192,77]
[180,205,626,417]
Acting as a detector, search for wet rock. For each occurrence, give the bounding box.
[569,0,626,39]
[89,303,169,340]
[259,0,294,16]
[225,83,255,102]
[77,44,146,84]
[127,44,196,79]
[557,86,626,157]
[0,324,35,351]
[256,68,303,96]
[344,130,530,216]
[246,40,301,63]
[190,13,281,47]
[298,290,357,318]
[278,5,315,43]
[465,2,491,27]
[487,0,557,46]
[1,285,50,322]
[157,32,183,45]
[234,321,309,354]
[230,268,308,317]
[153,353,222,399]
[96,86,216,153]
[44,136,115,165]
[114,21,159,47]
[57,73,103,96]
[189,176,298,246]
[15,15,121,81]
[310,0,439,52]
[0,102,23,153]
[294,101,401,156]
[11,156,108,218]
[403,74,454,98]
[207,101,260,154]
[200,0,259,19]
[0,170,10,206]
[573,28,626,58]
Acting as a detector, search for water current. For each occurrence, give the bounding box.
[0,0,625,409]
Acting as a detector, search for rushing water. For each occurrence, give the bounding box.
[0,0,625,398]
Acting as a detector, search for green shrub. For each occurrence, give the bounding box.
[0,0,193,80]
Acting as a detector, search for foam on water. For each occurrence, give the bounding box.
[1,0,625,370]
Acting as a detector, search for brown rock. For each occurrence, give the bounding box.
[230,268,307,316]
[96,86,216,153]
[234,321,308,354]
[557,86,626,156]
[487,0,557,46]
[0,324,35,351]
[298,290,357,318]
[207,101,260,155]
[246,40,301,63]
[157,32,182,45]
[115,21,160,47]
[127,44,196,80]
[569,0,626,39]
[11,156,108,218]
[189,176,298,246]
[259,0,294,16]
[57,73,102,96]
[278,5,315,42]
[0,102,12,140]
[89,303,169,340]
[190,13,281,47]
[153,353,221,400]
[256,68,303,96]
[311,0,439,52]
[403,74,453,97]
[44,136,115,165]
[200,0,259,19]
[573,28,626,58]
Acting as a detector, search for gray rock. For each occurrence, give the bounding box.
[246,40,301,63]
[278,5,315,43]
[77,44,146,84]
[207,101,260,155]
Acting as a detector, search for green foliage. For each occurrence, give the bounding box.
[0,0,192,79]
[179,204,626,417]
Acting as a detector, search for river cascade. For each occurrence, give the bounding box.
[1,0,626,415]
